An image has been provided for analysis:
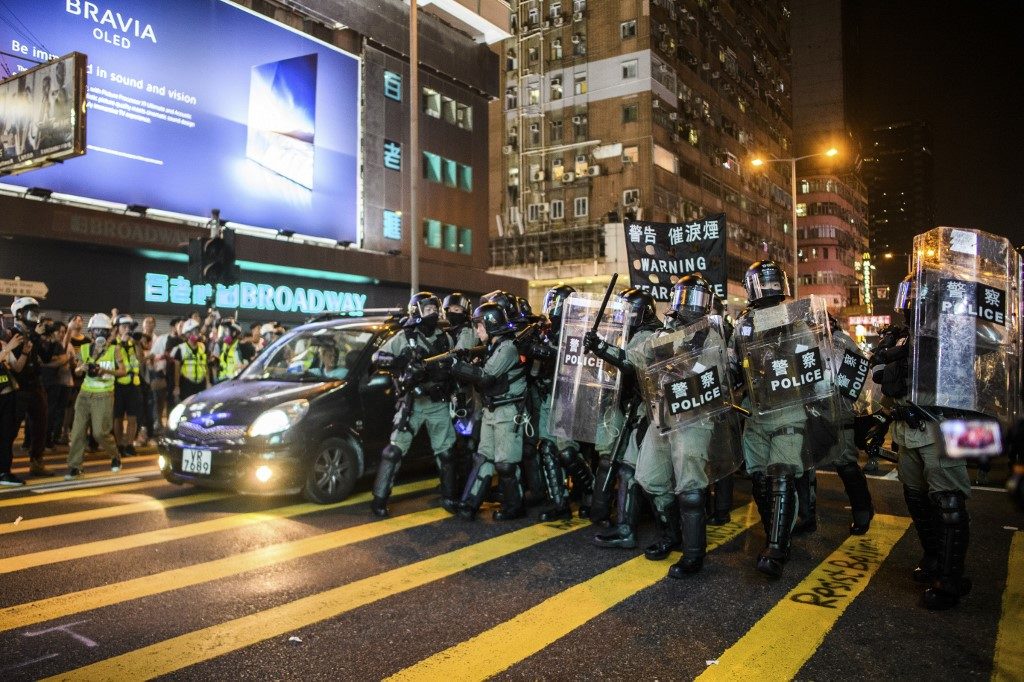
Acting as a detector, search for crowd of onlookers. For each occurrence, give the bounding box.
[0,297,288,485]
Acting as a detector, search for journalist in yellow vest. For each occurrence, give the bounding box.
[173,319,209,402]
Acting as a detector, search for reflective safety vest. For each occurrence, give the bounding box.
[178,343,207,383]
[219,341,241,381]
[115,340,141,386]
[81,343,119,393]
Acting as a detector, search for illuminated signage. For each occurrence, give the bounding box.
[848,315,891,327]
[382,210,402,240]
[143,272,366,314]
[383,71,402,101]
[383,140,402,171]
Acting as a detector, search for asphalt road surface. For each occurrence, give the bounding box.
[1,447,1021,681]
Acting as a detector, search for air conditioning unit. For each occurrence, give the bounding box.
[554,16,564,26]
[562,172,575,182]
[532,170,546,182]
[575,153,588,164]
[539,202,549,213]
[573,11,583,22]
[652,100,661,109]
[669,112,678,120]
[571,34,581,44]
[530,123,540,132]
[571,115,583,124]
[587,165,601,176]
[502,145,514,155]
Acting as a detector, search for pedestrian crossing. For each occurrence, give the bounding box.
[0,476,1018,680]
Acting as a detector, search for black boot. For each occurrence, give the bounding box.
[757,474,797,579]
[370,444,403,518]
[669,489,707,577]
[589,456,616,527]
[644,494,682,561]
[559,445,594,518]
[923,491,972,610]
[592,464,638,549]
[750,471,771,534]
[435,448,460,514]
[903,485,939,583]
[792,469,817,535]
[836,462,874,535]
[708,475,734,526]
[458,453,494,521]
[520,441,546,507]
[493,462,527,521]
[538,440,572,521]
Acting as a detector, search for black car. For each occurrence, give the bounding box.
[158,315,420,503]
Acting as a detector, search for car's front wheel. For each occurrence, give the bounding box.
[303,437,359,503]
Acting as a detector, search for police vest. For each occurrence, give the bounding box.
[116,340,141,386]
[219,341,241,380]
[179,344,207,383]
[81,344,119,394]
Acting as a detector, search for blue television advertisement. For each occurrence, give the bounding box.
[0,0,360,243]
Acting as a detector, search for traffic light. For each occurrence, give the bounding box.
[188,230,240,285]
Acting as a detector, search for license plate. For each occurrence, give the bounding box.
[181,448,212,475]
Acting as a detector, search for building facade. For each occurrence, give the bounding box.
[488,0,795,312]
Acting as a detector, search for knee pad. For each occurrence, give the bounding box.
[930,490,969,525]
[676,488,704,510]
[382,444,403,463]
[557,445,580,467]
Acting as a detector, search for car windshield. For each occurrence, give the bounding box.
[241,327,375,382]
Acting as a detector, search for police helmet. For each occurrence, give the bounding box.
[442,292,471,314]
[471,302,513,337]
[11,297,40,323]
[894,274,917,312]
[408,291,441,322]
[669,274,715,320]
[513,296,534,322]
[479,290,519,321]
[743,260,790,306]
[542,285,576,329]
[617,287,657,331]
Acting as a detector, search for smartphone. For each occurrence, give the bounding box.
[938,419,1003,458]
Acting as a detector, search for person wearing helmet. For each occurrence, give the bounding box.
[171,319,209,403]
[703,293,736,526]
[8,297,55,476]
[370,292,458,518]
[583,287,661,544]
[66,313,127,479]
[450,302,529,520]
[214,319,247,382]
[111,314,143,463]
[442,293,476,351]
[443,293,481,494]
[1,329,26,484]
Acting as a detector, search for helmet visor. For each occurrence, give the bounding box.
[670,285,713,314]
[744,268,789,302]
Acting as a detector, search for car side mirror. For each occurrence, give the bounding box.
[366,370,392,390]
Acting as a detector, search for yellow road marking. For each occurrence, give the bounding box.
[696,513,911,681]
[0,491,230,535]
[388,503,758,682]
[12,450,157,465]
[0,506,451,633]
[11,455,158,475]
[0,480,167,508]
[48,518,588,681]
[0,478,437,574]
[992,531,1024,682]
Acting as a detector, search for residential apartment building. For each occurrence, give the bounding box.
[488,0,795,311]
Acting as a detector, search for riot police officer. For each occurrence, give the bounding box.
[443,293,477,351]
[8,297,53,475]
[371,292,458,517]
[583,287,660,546]
[877,274,973,610]
[707,294,735,525]
[451,302,528,520]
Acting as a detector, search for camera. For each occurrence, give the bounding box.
[86,363,102,378]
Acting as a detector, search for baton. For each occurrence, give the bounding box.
[592,272,619,335]
[729,403,752,417]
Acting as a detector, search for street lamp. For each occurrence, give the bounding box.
[751,148,839,298]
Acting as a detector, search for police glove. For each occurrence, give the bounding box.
[583,330,606,354]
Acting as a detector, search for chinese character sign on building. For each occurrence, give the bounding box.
[624,214,727,301]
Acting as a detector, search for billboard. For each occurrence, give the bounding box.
[0,51,87,175]
[0,0,360,243]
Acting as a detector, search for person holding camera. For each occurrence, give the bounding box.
[0,330,25,485]
[65,313,126,479]
[9,297,53,476]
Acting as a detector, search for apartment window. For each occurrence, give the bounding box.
[423,151,442,182]
[443,223,458,252]
[442,158,457,187]
[505,87,517,110]
[550,2,562,19]
[551,38,562,59]
[573,35,586,56]
[620,20,637,39]
[623,188,640,206]
[383,71,402,101]
[550,200,564,220]
[441,96,457,125]
[382,210,402,240]
[528,203,543,222]
[550,77,563,100]
[422,87,441,117]
[456,103,473,131]
[623,103,638,123]
[573,73,587,95]
[528,46,539,62]
[822,247,830,260]
[458,164,472,192]
[458,228,472,255]
[423,219,442,248]
[528,8,539,25]
[574,196,589,217]
[530,122,541,145]
[573,0,586,12]
[551,119,563,142]
[621,59,638,79]
[528,84,541,105]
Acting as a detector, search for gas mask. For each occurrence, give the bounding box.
[419,313,439,335]
[446,311,467,327]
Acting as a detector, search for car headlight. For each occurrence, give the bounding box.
[247,399,309,437]
[167,403,188,431]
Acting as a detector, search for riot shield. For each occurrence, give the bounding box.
[909,227,1021,421]
[635,318,735,433]
[737,295,840,466]
[548,293,629,443]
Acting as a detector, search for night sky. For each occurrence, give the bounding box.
[845,1,1024,245]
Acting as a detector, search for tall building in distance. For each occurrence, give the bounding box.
[862,121,936,316]
[488,0,796,312]
[790,0,869,326]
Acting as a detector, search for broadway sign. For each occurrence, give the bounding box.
[624,214,726,301]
